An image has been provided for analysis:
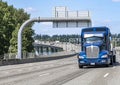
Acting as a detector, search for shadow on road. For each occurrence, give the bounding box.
[114,62,120,67]
[82,62,120,69]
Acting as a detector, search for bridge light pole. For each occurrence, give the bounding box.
[18,17,41,59]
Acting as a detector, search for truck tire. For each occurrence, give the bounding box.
[113,55,116,63]
[79,65,83,68]
[110,56,113,65]
[106,64,109,67]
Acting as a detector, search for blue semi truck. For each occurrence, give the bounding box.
[78,27,116,68]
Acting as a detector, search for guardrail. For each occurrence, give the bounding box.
[0,51,77,66]
[2,51,77,59]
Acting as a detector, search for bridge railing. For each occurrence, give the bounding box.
[1,51,77,60]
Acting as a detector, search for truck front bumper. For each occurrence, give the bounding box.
[78,58,110,66]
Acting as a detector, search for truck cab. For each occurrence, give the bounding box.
[78,27,116,68]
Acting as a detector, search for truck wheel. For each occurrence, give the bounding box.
[106,64,109,67]
[113,55,116,63]
[110,56,113,65]
[79,65,83,68]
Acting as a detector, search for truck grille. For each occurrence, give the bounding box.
[86,46,99,58]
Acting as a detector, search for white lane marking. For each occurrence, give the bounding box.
[104,73,109,78]
[4,71,9,74]
[28,67,37,71]
[39,73,50,77]
[49,64,54,67]
[69,66,75,69]
[18,69,23,72]
[43,64,54,68]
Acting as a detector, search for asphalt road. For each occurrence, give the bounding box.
[0,55,120,85]
[63,55,120,85]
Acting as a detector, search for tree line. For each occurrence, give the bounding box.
[34,34,81,43]
[34,34,120,44]
[0,0,34,57]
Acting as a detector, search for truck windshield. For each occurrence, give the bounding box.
[84,37,103,43]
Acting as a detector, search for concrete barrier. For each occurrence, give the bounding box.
[0,52,77,66]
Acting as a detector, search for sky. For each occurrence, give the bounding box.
[2,0,120,35]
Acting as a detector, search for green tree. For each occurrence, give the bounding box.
[9,9,34,53]
[9,24,20,53]
[0,1,34,56]
[0,1,16,55]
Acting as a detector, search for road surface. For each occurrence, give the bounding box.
[0,55,120,85]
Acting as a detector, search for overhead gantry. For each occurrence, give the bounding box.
[17,7,92,59]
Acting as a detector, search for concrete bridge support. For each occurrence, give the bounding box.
[34,45,63,56]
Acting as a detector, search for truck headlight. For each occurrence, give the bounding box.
[101,55,108,58]
[79,56,84,59]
